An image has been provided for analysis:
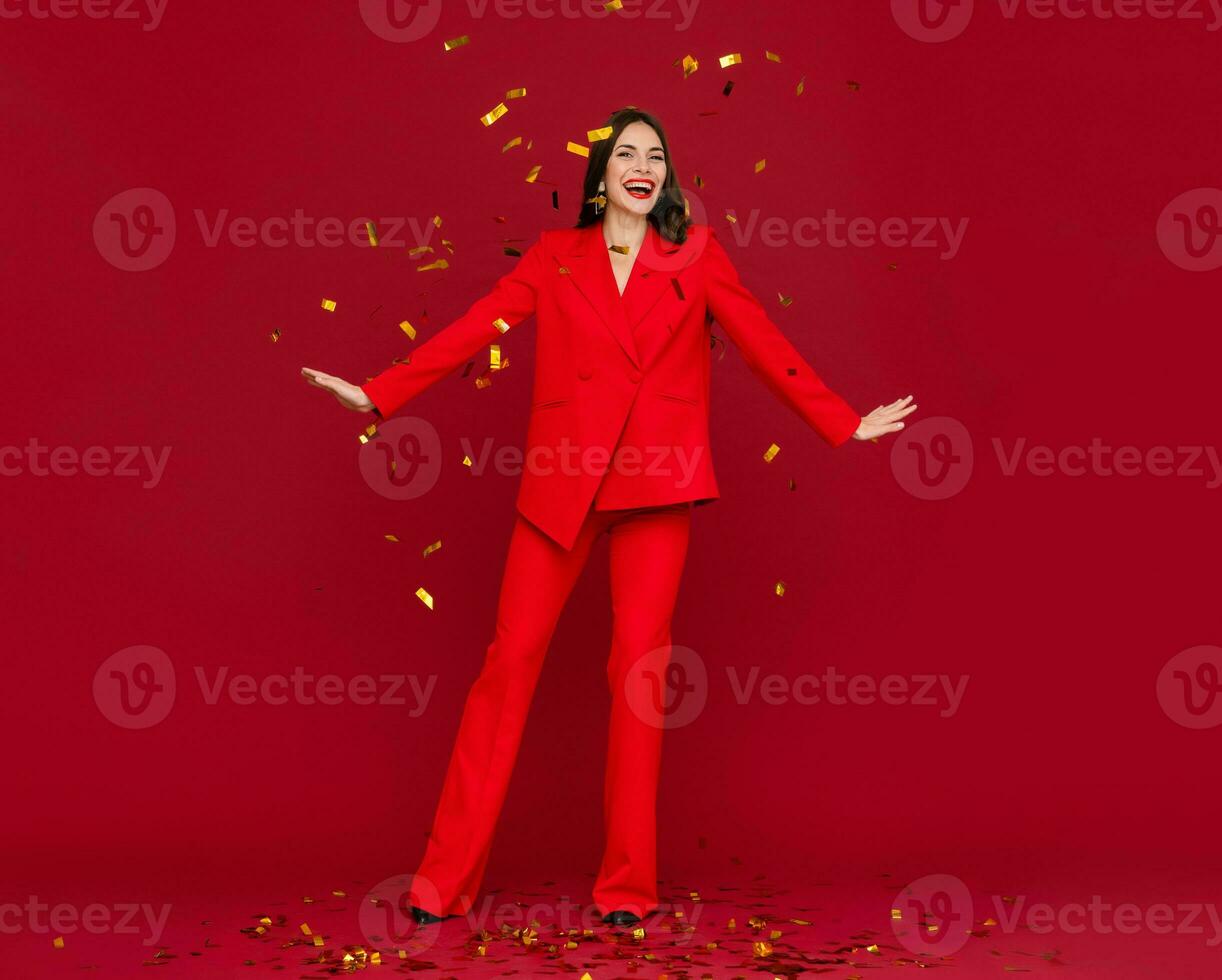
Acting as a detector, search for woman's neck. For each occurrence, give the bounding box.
[601,206,649,251]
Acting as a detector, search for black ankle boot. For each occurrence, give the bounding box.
[601,909,642,926]
[410,905,450,924]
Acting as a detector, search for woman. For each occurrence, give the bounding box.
[302,107,915,928]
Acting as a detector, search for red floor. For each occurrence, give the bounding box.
[6,856,1218,977]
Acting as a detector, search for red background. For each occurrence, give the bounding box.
[4,0,1221,975]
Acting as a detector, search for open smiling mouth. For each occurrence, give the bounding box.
[623,179,656,200]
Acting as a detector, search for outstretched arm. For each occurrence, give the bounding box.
[360,236,547,419]
[302,235,547,419]
[703,227,913,444]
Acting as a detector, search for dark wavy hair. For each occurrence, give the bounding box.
[576,107,690,246]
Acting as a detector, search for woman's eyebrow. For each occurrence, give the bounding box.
[614,143,665,152]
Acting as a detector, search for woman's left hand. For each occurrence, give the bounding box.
[852,395,918,441]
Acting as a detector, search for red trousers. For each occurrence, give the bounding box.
[407,500,693,919]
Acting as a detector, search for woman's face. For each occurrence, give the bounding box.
[602,121,667,217]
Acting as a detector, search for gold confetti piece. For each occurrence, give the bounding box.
[399,320,416,340]
[769,929,783,939]
[493,317,511,333]
[432,214,442,228]
[370,952,381,965]
[303,896,314,903]
[332,890,346,897]
[725,212,737,224]
[409,245,434,257]
[766,50,782,62]
[358,423,378,445]
[299,923,312,936]
[366,221,379,246]
[719,53,743,68]
[608,244,630,255]
[52,936,64,949]
[847,80,861,90]
[502,136,523,152]
[891,908,903,919]
[797,75,806,96]
[442,238,455,253]
[385,534,399,543]
[527,138,533,149]
[604,0,623,9]
[443,34,470,51]
[694,174,704,188]
[525,164,542,183]
[778,292,793,308]
[506,87,527,99]
[888,262,898,271]
[866,943,882,954]
[763,442,780,462]
[566,141,590,157]
[480,102,508,127]
[587,125,614,142]
[632,926,645,940]
[312,934,324,947]
[462,455,473,467]
[268,328,281,342]
[558,266,571,275]
[490,344,503,370]
[791,917,812,925]
[474,370,492,389]
[775,580,787,597]
[681,54,698,77]
[753,940,774,957]
[321,298,336,312]
[415,586,434,610]
[723,80,735,97]
[754,158,767,174]
[422,539,441,557]
[418,258,449,272]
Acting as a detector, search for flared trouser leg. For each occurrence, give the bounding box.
[592,503,693,918]
[408,510,604,916]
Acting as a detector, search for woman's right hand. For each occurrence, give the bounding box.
[301,367,375,413]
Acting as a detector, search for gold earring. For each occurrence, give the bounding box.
[589,181,606,215]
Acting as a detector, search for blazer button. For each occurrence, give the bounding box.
[578,367,593,380]
[628,370,642,383]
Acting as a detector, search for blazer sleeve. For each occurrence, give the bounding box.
[703,226,861,447]
[360,234,548,419]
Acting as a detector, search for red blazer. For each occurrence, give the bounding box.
[362,220,860,551]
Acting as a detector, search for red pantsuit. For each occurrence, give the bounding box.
[410,502,692,918]
[360,219,860,917]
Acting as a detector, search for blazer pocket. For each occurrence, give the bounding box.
[656,391,699,407]
[531,398,570,411]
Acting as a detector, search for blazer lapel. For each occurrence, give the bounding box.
[623,221,688,333]
[560,222,641,369]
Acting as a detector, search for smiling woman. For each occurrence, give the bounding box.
[300,104,915,931]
